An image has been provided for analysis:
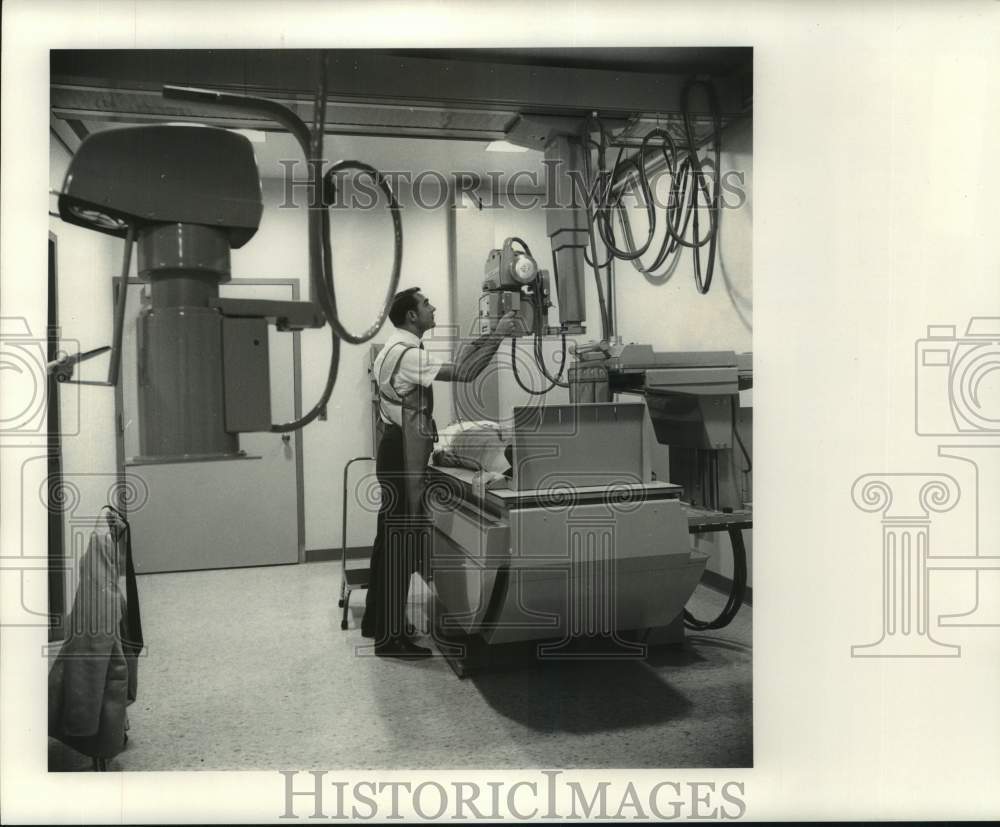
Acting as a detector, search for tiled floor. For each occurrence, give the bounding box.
[49,560,752,771]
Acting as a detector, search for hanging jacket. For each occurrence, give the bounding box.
[48,509,143,761]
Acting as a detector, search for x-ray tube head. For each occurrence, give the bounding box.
[58,124,267,462]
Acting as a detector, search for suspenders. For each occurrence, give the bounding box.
[377,342,416,425]
[377,342,437,441]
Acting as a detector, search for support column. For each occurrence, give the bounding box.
[135,222,237,461]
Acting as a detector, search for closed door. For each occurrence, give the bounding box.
[118,280,302,573]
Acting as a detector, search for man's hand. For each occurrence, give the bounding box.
[493,310,519,338]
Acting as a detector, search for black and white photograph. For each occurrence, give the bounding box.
[2,1,999,823]
[43,45,753,774]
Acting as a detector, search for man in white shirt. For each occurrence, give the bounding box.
[363,287,517,657]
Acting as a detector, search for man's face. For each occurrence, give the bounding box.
[410,292,437,334]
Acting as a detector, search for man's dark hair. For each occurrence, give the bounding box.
[389,287,422,327]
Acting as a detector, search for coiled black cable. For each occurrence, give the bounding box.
[531,255,569,390]
[613,151,697,279]
[320,161,403,344]
[731,396,751,473]
[163,51,402,433]
[606,134,709,274]
[506,254,569,395]
[682,78,722,294]
[511,336,564,396]
[581,146,612,341]
[533,332,569,390]
[581,76,724,295]
[506,236,533,258]
[683,530,748,631]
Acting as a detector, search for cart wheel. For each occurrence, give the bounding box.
[340,620,348,630]
[338,599,344,608]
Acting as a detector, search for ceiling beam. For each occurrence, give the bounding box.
[51,49,748,118]
[50,83,733,148]
[51,108,511,143]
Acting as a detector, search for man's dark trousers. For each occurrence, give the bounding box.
[362,423,424,643]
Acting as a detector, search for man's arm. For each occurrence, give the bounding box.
[436,311,518,383]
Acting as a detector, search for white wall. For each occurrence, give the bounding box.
[48,139,122,548]
[232,177,452,551]
[612,116,753,351]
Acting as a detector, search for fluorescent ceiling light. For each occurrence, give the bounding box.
[229,129,267,144]
[485,140,530,153]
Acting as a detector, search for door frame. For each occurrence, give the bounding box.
[48,231,66,640]
[112,277,307,563]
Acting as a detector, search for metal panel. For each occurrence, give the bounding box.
[645,366,739,393]
[431,494,707,645]
[430,498,509,566]
[137,306,235,459]
[119,281,301,573]
[430,527,505,635]
[508,499,692,564]
[511,402,647,491]
[222,317,272,433]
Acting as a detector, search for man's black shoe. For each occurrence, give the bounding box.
[362,621,414,641]
[374,638,432,658]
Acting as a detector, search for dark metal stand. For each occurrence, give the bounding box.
[338,456,374,630]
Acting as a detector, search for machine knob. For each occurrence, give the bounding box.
[511,253,537,284]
